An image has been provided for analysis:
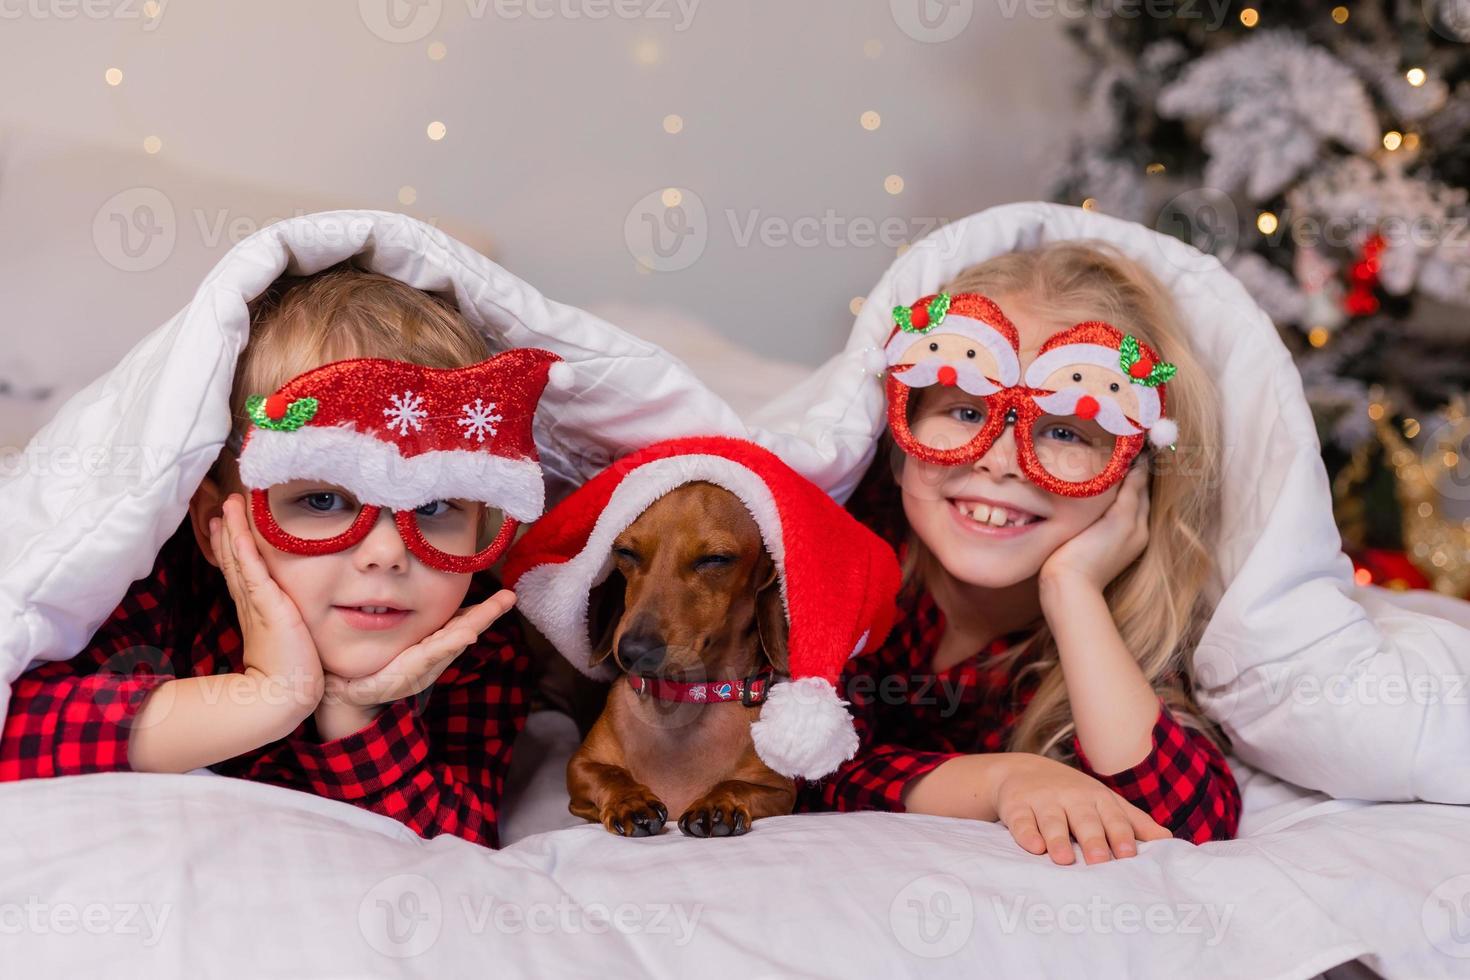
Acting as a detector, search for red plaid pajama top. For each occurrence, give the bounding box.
[794,462,1241,844]
[0,521,532,848]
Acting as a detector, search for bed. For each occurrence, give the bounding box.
[2,207,1467,978]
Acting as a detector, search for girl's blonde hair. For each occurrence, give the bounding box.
[901,240,1226,758]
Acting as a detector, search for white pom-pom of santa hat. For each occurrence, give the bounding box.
[749,676,860,779]
[1149,417,1178,448]
[547,360,574,389]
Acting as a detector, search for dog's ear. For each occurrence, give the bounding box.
[755,556,789,673]
[586,571,626,669]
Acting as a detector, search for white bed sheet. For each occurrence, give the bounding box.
[0,712,1464,979]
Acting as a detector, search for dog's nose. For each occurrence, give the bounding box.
[618,632,666,674]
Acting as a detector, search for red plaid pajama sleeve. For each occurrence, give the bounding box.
[1071,699,1240,844]
[0,572,177,781]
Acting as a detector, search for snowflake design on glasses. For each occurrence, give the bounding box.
[383,390,428,436]
[456,399,503,443]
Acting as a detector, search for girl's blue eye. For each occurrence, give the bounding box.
[1044,425,1087,445]
[947,406,984,425]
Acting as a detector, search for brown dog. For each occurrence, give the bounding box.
[566,482,797,837]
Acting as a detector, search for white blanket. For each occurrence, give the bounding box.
[2,207,1468,976]
[0,716,1465,978]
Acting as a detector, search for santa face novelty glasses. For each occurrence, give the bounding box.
[882,293,1178,498]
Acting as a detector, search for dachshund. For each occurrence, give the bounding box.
[566,481,797,837]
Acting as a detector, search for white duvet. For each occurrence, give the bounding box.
[1,207,1468,978]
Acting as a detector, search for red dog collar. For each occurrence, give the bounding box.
[626,667,776,707]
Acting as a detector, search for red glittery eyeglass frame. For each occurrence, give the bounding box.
[248,488,518,574]
[885,374,1147,498]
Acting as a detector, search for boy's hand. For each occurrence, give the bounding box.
[990,752,1172,865]
[211,494,324,721]
[1040,463,1150,594]
[316,590,516,737]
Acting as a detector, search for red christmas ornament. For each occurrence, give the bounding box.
[1074,394,1101,420]
[936,365,958,387]
[1350,548,1432,592]
[1343,233,1385,318]
[1128,358,1154,379]
[264,393,290,421]
[910,306,930,332]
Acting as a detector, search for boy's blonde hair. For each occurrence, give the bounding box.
[902,240,1226,757]
[214,263,496,533]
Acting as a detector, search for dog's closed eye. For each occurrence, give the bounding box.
[693,553,736,571]
[612,545,640,565]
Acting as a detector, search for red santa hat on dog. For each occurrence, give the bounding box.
[502,436,902,780]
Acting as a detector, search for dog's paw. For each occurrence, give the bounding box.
[600,796,668,838]
[677,798,752,838]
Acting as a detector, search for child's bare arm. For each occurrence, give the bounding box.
[903,751,1171,865]
[128,497,323,772]
[125,672,320,772]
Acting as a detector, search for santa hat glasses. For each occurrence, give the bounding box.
[882,292,1178,498]
[236,349,569,573]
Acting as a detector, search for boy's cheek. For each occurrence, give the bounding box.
[316,637,401,679]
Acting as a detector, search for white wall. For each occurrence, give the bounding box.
[0,0,1079,410]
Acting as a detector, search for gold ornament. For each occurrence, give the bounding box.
[1372,394,1470,596]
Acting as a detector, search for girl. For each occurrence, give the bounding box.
[798,241,1239,864]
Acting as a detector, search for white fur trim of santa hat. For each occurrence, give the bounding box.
[1023,342,1162,428]
[238,424,546,522]
[884,314,1022,387]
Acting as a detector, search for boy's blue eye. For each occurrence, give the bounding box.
[947,406,984,425]
[302,492,346,512]
[414,500,453,519]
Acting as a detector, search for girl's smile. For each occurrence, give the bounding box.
[946,495,1046,537]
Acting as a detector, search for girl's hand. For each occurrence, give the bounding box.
[1040,463,1150,594]
[319,590,516,713]
[211,495,324,721]
[991,753,1172,865]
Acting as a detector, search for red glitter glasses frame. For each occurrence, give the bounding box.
[248,488,518,574]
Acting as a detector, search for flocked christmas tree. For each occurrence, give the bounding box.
[1050,1,1470,595]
